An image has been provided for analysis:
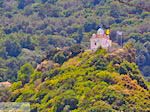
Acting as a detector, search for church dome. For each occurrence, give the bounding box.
[97,28,104,35]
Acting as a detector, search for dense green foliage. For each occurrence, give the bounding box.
[9,49,150,111]
[0,0,149,82]
[0,0,149,111]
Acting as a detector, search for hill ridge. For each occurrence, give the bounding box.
[9,48,150,111]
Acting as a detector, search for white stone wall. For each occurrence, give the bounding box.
[90,37,112,51]
[99,38,112,48]
[90,38,99,51]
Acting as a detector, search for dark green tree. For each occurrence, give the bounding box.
[5,40,21,57]
[18,63,34,84]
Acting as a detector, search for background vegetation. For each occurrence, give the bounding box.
[0,0,149,82]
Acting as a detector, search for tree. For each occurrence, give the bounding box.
[5,40,21,57]
[0,87,11,102]
[18,0,35,9]
[124,41,134,50]
[74,29,83,44]
[6,58,19,81]
[142,66,150,77]
[18,63,34,84]
[110,4,121,18]
[0,47,7,59]
[69,44,84,57]
[20,36,35,50]
[84,21,97,32]
[93,0,101,5]
[53,52,67,64]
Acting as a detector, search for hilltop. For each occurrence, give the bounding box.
[8,48,150,111]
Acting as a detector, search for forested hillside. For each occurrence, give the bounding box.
[0,1,150,111]
[7,48,150,111]
[0,0,150,81]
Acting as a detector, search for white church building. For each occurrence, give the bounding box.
[90,28,112,51]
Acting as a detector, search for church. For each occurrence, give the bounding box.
[90,27,112,51]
